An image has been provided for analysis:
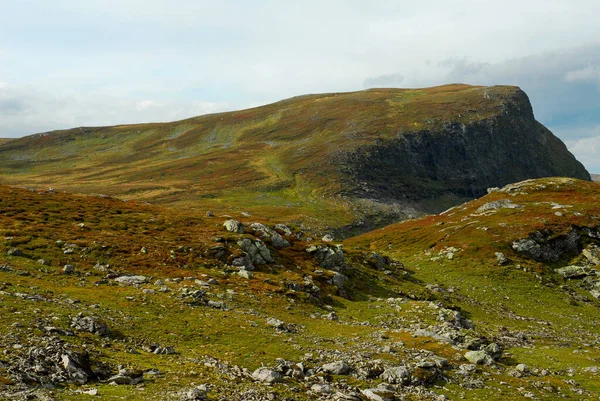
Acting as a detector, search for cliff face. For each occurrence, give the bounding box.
[339,89,590,216]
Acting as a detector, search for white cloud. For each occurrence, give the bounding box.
[0,84,232,137]
[566,133,600,172]
[565,65,600,83]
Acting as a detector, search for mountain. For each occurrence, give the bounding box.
[0,84,589,235]
[1,177,599,400]
[592,174,600,182]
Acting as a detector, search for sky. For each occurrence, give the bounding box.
[0,0,599,172]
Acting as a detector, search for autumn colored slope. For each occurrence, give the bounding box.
[0,85,589,234]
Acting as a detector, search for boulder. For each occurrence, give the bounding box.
[71,313,109,336]
[223,219,244,233]
[381,366,411,384]
[114,275,148,285]
[361,387,395,401]
[556,265,594,279]
[252,367,283,384]
[476,199,522,214]
[307,245,346,271]
[322,360,351,375]
[464,350,494,365]
[237,238,274,265]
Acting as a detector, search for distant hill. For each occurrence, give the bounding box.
[592,174,600,182]
[0,84,590,234]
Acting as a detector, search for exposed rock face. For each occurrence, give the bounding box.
[339,89,590,216]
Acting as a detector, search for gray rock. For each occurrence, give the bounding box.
[307,245,346,271]
[361,387,395,401]
[556,265,594,279]
[237,269,253,279]
[322,360,351,375]
[237,238,274,265]
[252,367,283,383]
[515,363,529,373]
[180,387,210,400]
[311,383,334,394]
[153,346,176,355]
[476,199,521,213]
[582,244,600,265]
[71,313,109,336]
[267,318,286,330]
[248,223,290,249]
[322,234,334,242]
[464,350,494,365]
[274,224,292,236]
[485,343,502,360]
[495,252,509,265]
[63,264,75,273]
[223,219,244,233]
[381,366,411,384]
[114,275,148,285]
[7,248,24,257]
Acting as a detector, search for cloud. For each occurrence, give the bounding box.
[565,64,600,83]
[363,73,404,88]
[0,84,231,137]
[566,134,600,172]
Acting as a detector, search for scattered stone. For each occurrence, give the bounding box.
[223,219,245,233]
[322,361,351,375]
[495,252,509,265]
[63,264,75,273]
[582,244,600,265]
[381,366,411,384]
[515,363,529,373]
[464,350,494,365]
[237,270,253,279]
[7,338,101,385]
[71,313,109,336]
[274,224,292,236]
[237,238,274,266]
[180,386,211,400]
[306,245,346,271]
[114,275,148,285]
[107,367,143,385]
[153,346,176,355]
[252,367,283,384]
[361,387,395,401]
[311,383,334,394]
[556,265,595,279]
[476,199,522,214]
[7,248,24,257]
[322,234,334,242]
[206,211,215,218]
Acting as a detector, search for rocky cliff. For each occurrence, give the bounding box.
[336,88,589,230]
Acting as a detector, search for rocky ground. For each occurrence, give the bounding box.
[1,178,600,400]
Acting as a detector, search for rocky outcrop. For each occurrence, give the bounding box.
[339,89,590,215]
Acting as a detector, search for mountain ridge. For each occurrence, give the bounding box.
[0,84,590,235]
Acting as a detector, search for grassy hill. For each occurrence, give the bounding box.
[0,85,589,234]
[1,177,600,400]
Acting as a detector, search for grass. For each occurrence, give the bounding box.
[0,178,599,399]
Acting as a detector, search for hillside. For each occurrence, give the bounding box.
[0,85,589,234]
[1,177,600,400]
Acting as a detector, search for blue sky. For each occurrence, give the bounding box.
[1,0,599,171]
